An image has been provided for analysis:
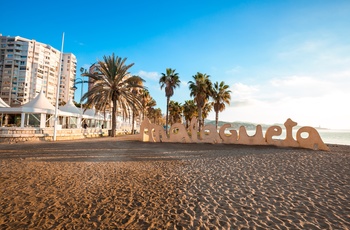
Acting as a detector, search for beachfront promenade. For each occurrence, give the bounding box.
[0,136,349,229]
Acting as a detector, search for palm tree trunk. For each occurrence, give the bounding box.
[111,99,117,137]
[215,111,219,130]
[166,96,170,134]
[198,107,202,132]
[131,109,135,135]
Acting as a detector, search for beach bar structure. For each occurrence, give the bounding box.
[0,91,112,141]
[0,91,141,142]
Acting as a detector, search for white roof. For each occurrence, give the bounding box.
[82,108,104,120]
[22,90,56,113]
[84,108,96,117]
[0,98,10,108]
[0,92,107,120]
[59,98,81,115]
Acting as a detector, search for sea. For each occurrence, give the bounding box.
[316,129,350,146]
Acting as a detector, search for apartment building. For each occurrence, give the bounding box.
[61,53,77,104]
[0,34,77,106]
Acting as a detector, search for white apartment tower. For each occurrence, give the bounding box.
[0,34,77,106]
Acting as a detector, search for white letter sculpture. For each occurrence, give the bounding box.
[138,118,329,151]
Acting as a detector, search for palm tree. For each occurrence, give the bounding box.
[188,72,213,132]
[212,81,231,129]
[146,98,157,118]
[159,68,181,134]
[148,107,163,125]
[168,100,183,125]
[140,89,155,121]
[183,100,197,128]
[202,102,213,122]
[82,53,144,137]
[129,75,145,134]
[154,108,164,125]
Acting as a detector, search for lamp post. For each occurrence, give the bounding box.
[53,32,64,141]
[72,68,87,128]
[72,78,84,128]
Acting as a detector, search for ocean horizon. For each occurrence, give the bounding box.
[317,129,350,146]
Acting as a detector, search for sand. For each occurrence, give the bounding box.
[0,136,349,229]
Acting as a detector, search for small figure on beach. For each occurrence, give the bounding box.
[83,123,88,129]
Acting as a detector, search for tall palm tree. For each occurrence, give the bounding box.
[168,100,183,125]
[159,68,181,134]
[183,100,197,128]
[212,81,231,129]
[188,72,213,132]
[82,54,144,137]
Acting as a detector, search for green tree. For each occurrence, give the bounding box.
[188,72,213,132]
[168,100,183,125]
[183,100,197,128]
[202,102,213,122]
[141,89,156,121]
[129,75,145,134]
[212,81,231,129]
[148,107,163,125]
[159,68,181,134]
[82,54,144,137]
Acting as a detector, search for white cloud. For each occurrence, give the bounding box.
[229,83,260,107]
[268,75,333,99]
[181,81,189,87]
[135,70,160,81]
[74,40,85,46]
[277,40,325,59]
[231,83,259,98]
[209,74,350,129]
[225,66,242,74]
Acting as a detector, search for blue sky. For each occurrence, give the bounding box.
[1,0,350,129]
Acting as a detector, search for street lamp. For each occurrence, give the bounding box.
[72,78,84,108]
[72,78,84,128]
[72,68,88,128]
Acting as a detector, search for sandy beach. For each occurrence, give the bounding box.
[0,136,349,229]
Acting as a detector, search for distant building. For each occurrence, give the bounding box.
[0,34,77,106]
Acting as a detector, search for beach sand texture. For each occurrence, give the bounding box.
[0,137,349,229]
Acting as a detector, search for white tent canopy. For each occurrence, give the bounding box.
[22,90,55,112]
[59,98,81,115]
[0,92,109,128]
[0,98,10,108]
